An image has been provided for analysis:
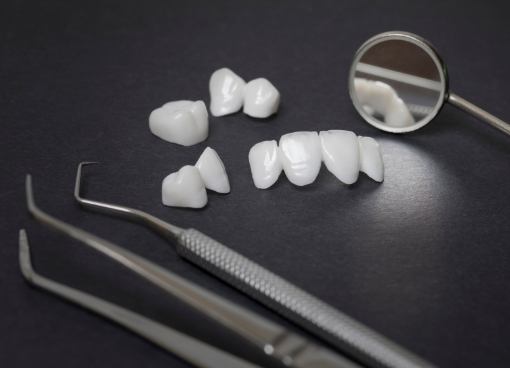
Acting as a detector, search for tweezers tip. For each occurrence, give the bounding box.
[18,229,34,281]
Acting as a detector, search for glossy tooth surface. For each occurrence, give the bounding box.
[355,78,411,120]
[358,136,384,182]
[149,100,208,146]
[209,68,246,117]
[243,78,280,118]
[355,78,395,115]
[162,166,207,208]
[385,96,414,127]
[248,140,282,189]
[195,147,230,193]
[279,131,321,186]
[319,130,360,185]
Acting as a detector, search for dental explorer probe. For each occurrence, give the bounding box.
[25,174,361,368]
[74,162,435,368]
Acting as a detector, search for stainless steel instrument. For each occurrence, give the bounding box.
[75,162,435,368]
[18,230,261,368]
[24,174,360,368]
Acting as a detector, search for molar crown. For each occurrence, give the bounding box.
[149,100,209,146]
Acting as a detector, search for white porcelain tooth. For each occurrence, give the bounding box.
[358,136,384,182]
[385,96,414,127]
[149,100,208,146]
[354,78,414,127]
[248,140,282,189]
[162,165,208,208]
[243,78,280,118]
[209,68,246,117]
[278,131,321,186]
[368,81,397,115]
[195,147,230,193]
[319,130,360,185]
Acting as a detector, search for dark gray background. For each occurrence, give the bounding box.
[1,1,509,367]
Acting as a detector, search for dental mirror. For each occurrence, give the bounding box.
[349,31,510,136]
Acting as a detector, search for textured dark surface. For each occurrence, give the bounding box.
[1,1,509,367]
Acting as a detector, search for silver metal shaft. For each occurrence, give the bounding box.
[448,92,510,136]
[74,163,434,368]
[26,174,360,368]
[18,230,261,368]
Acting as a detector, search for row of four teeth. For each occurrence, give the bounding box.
[249,130,384,189]
[162,147,230,208]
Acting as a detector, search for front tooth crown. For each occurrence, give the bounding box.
[358,136,384,182]
[278,131,322,186]
[319,130,360,185]
[248,140,282,189]
[149,100,209,146]
[249,131,384,188]
[195,147,231,194]
[243,78,280,118]
[162,165,208,208]
[209,68,246,117]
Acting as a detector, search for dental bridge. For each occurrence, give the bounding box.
[20,163,435,368]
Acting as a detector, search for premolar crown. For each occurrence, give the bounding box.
[162,165,208,208]
[162,147,231,209]
[209,68,246,117]
[209,68,280,119]
[243,78,280,118]
[195,147,230,193]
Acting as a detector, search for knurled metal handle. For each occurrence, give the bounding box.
[177,229,435,368]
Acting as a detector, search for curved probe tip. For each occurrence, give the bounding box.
[74,162,99,202]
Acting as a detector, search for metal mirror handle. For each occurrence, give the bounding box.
[448,93,510,136]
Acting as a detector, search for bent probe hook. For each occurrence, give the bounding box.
[74,162,435,368]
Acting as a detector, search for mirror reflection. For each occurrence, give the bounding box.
[352,39,443,128]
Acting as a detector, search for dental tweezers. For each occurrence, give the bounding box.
[24,174,360,368]
[18,230,260,368]
[74,163,435,368]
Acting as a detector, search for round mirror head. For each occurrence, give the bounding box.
[349,31,448,133]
